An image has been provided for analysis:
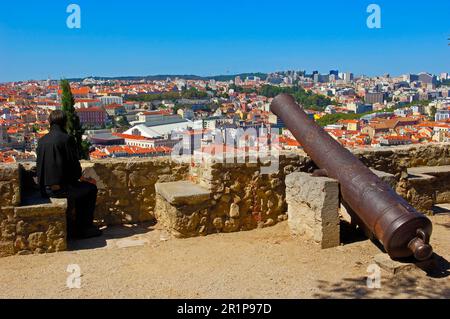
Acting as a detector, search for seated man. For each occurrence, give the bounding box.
[36,110,102,239]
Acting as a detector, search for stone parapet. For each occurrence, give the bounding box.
[0,143,448,257]
[355,143,450,174]
[188,153,313,232]
[0,163,21,207]
[82,158,190,225]
[397,165,450,215]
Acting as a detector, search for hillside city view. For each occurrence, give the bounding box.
[1,71,449,163]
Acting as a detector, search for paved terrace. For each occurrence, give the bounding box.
[0,214,449,298]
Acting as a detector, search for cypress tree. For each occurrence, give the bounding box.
[60,79,89,159]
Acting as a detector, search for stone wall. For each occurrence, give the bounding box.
[187,153,314,232]
[397,166,450,215]
[355,143,450,175]
[0,164,21,207]
[82,158,189,225]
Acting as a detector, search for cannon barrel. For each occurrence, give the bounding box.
[271,94,433,260]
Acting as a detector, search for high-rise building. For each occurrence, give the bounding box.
[329,70,339,77]
[313,73,320,83]
[344,72,354,83]
[418,72,436,85]
[100,96,123,106]
[404,74,419,83]
[347,102,373,114]
[365,92,385,105]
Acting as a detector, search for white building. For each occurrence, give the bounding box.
[124,121,193,139]
[435,109,450,122]
[36,103,62,111]
[411,105,424,115]
[100,96,123,106]
[177,108,194,120]
[325,105,337,114]
[394,108,413,117]
[74,99,101,109]
[343,72,354,83]
[131,110,185,127]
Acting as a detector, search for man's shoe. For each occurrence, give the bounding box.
[76,226,103,239]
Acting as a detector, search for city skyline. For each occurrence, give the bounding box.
[1,0,449,82]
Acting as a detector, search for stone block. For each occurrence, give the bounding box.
[285,172,340,249]
[155,181,211,206]
[155,181,213,238]
[370,168,396,188]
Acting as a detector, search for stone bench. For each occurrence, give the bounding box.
[0,163,67,258]
[155,181,213,238]
[403,165,450,215]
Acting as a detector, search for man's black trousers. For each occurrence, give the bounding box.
[46,181,98,233]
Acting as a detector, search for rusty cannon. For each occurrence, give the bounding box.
[271,94,433,261]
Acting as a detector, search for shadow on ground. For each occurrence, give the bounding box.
[313,254,450,299]
[67,222,155,251]
[432,205,450,215]
[340,220,372,246]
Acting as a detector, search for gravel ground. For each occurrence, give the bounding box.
[0,214,449,299]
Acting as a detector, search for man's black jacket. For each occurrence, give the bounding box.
[36,125,82,192]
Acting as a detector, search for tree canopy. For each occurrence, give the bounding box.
[258,85,336,111]
[60,79,90,159]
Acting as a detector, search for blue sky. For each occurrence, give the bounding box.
[0,0,449,82]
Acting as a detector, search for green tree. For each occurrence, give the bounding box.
[258,85,336,110]
[117,115,130,127]
[60,79,90,159]
[429,105,437,120]
[181,87,208,99]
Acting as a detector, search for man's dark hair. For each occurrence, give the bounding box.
[49,110,67,127]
